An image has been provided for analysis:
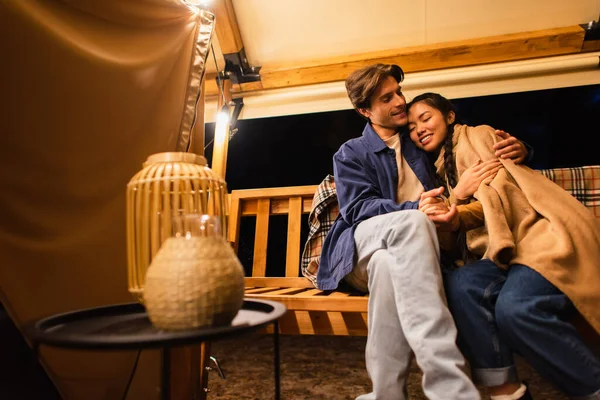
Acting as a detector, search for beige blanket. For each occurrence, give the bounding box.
[435,124,600,334]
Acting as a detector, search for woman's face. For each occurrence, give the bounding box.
[407,101,453,153]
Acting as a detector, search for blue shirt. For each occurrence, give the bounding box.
[317,122,439,290]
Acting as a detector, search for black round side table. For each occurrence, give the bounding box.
[28,299,287,400]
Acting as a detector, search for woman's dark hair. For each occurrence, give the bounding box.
[345,64,404,114]
[408,92,458,187]
[407,92,471,264]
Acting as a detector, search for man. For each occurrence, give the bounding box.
[317,63,528,400]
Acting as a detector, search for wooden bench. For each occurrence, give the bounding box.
[227,185,369,336]
[226,166,600,342]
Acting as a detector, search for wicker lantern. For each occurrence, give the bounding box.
[126,152,227,303]
[143,214,245,330]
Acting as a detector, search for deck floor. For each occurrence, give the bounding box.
[1,303,597,399]
[207,332,578,399]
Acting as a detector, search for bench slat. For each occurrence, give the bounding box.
[265,287,308,295]
[241,198,313,216]
[252,198,270,276]
[309,311,351,335]
[293,288,325,297]
[244,277,315,288]
[329,292,351,297]
[264,311,368,336]
[227,192,242,253]
[233,185,319,199]
[286,196,303,277]
[245,287,281,294]
[244,293,368,312]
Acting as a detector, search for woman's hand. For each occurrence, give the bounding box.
[454,159,502,200]
[493,130,528,164]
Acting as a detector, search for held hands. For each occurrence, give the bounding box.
[493,130,528,164]
[418,187,459,232]
[453,159,502,201]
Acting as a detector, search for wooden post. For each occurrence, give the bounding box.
[211,79,232,179]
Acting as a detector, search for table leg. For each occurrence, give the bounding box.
[169,346,202,399]
[273,320,280,400]
[161,347,171,400]
[198,342,211,400]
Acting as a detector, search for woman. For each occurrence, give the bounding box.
[406,92,600,400]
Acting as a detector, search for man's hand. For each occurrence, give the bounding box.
[453,159,502,200]
[418,187,445,211]
[418,187,459,231]
[493,130,527,164]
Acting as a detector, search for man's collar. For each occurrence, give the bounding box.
[362,122,397,152]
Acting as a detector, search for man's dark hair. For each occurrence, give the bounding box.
[345,64,404,111]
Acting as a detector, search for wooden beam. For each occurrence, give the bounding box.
[232,185,319,199]
[213,0,244,54]
[204,25,586,97]
[211,79,232,179]
[582,39,600,52]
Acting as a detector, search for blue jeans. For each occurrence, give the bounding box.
[445,260,600,399]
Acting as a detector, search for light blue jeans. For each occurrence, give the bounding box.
[346,210,480,400]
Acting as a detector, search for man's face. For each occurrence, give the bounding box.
[359,75,407,131]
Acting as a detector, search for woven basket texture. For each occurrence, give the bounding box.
[143,235,245,330]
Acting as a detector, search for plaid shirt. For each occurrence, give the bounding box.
[301,174,338,287]
[301,165,600,287]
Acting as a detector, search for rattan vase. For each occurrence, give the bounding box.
[126,152,227,303]
[143,215,245,330]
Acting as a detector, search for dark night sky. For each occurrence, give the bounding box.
[205,84,600,191]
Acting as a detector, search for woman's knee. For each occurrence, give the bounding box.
[445,261,502,310]
[445,264,483,301]
[496,265,562,334]
[495,292,529,334]
[444,268,470,302]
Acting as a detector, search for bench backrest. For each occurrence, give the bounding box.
[228,166,600,279]
[227,185,318,278]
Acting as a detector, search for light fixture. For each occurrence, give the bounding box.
[214,105,231,146]
[208,42,244,179]
[185,0,213,6]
